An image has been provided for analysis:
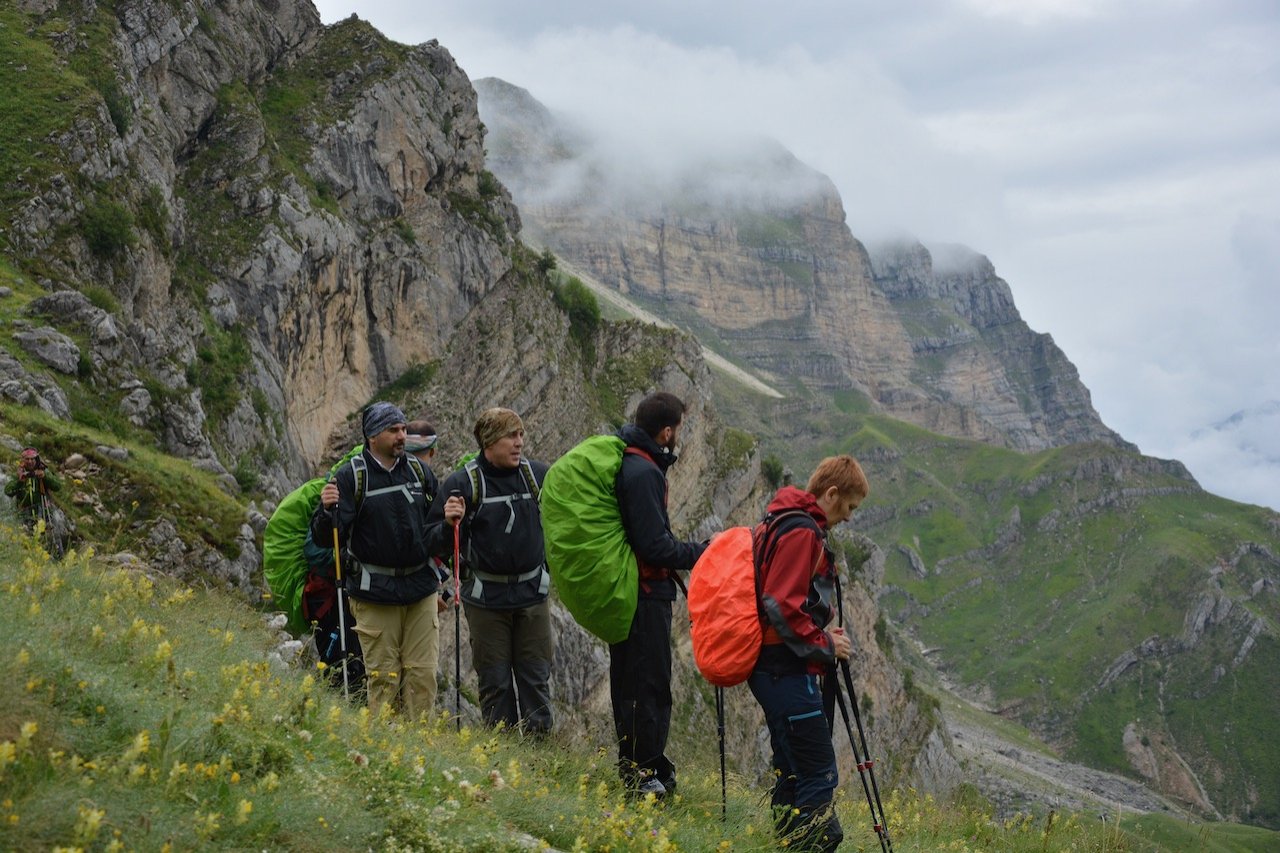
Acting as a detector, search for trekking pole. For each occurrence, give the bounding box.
[832,573,893,851]
[330,522,351,701]
[831,666,891,852]
[451,490,462,731]
[715,685,727,821]
[37,477,61,560]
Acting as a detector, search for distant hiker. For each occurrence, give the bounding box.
[5,447,61,531]
[310,402,446,719]
[750,455,867,852]
[4,448,63,555]
[405,420,440,467]
[427,408,554,734]
[610,392,707,798]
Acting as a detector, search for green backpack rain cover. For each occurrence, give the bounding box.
[540,434,637,644]
[262,445,362,635]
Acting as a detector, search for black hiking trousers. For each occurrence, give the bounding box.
[608,597,675,787]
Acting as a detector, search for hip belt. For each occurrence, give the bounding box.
[353,558,427,591]
[469,564,549,598]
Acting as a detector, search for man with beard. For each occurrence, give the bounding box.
[610,391,707,798]
[311,402,444,718]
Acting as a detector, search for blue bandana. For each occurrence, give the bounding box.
[362,402,407,440]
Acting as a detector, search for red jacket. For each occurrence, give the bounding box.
[756,486,838,675]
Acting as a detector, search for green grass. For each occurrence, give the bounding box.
[5,523,1264,851]
[705,382,1280,830]
[1,402,245,557]
[1118,812,1280,853]
[0,7,99,250]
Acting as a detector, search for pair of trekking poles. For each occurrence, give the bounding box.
[328,492,465,732]
[710,571,893,852]
[36,478,63,560]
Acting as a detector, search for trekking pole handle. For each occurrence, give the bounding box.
[331,526,342,583]
[449,490,462,605]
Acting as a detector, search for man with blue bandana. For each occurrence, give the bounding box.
[311,402,445,718]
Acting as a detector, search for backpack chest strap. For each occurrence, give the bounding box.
[362,483,421,504]
[480,491,535,533]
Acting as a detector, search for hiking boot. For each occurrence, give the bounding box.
[635,776,667,799]
[620,772,665,799]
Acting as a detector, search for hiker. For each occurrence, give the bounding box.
[4,447,61,529]
[610,391,707,798]
[750,454,867,852]
[405,420,440,467]
[310,402,446,719]
[427,408,554,734]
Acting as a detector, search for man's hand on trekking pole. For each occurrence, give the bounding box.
[830,627,852,661]
[319,482,339,510]
[442,494,465,527]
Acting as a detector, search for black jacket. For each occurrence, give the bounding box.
[310,448,442,605]
[426,454,550,610]
[615,424,706,601]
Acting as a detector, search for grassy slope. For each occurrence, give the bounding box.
[709,382,1280,828]
[850,414,1278,825]
[5,524,1278,852]
[1,402,245,558]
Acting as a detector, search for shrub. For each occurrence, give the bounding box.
[762,453,785,488]
[137,185,169,250]
[232,454,260,493]
[553,276,600,354]
[81,198,135,259]
[392,218,416,245]
[82,284,119,314]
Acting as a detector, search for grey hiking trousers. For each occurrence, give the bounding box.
[463,599,554,733]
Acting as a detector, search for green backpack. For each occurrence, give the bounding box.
[262,445,427,635]
[540,434,637,644]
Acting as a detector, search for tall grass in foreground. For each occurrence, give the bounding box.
[1,522,1275,851]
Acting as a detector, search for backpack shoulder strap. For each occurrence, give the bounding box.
[349,455,368,514]
[463,458,484,505]
[518,458,541,502]
[623,445,657,467]
[753,509,820,607]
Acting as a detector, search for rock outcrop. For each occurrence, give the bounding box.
[476,78,1127,453]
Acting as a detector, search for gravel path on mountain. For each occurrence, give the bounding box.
[553,257,785,399]
[943,709,1184,821]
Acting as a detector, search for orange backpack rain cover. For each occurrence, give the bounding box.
[688,526,762,687]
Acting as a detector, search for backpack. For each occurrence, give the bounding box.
[262,446,427,635]
[540,434,638,644]
[462,456,541,513]
[688,510,815,687]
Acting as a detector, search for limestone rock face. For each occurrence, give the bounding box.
[869,240,1126,451]
[476,78,1127,453]
[6,2,518,493]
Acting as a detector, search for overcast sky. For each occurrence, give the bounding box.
[314,0,1280,511]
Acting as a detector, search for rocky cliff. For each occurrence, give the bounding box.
[0,0,948,799]
[476,77,1125,454]
[3,1,517,498]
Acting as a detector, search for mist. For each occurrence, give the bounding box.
[314,1,1280,510]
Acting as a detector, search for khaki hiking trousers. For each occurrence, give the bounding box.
[350,593,440,719]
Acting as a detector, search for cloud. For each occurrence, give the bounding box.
[313,1,1280,510]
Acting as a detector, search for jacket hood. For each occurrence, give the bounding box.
[766,485,828,527]
[617,423,678,471]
